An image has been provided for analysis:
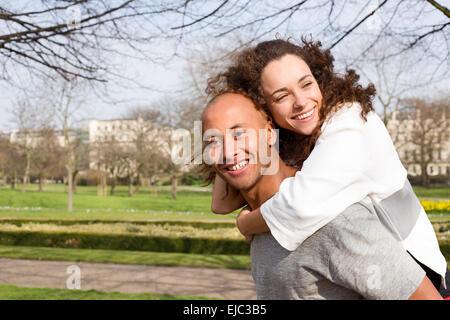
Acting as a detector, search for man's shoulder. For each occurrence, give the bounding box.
[310,202,376,240]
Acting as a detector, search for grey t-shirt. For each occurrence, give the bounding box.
[251,203,426,300]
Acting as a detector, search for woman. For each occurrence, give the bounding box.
[206,38,448,293]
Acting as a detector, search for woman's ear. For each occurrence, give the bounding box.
[266,121,278,147]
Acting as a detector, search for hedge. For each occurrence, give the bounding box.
[440,242,450,261]
[0,230,448,261]
[0,219,235,230]
[0,230,250,255]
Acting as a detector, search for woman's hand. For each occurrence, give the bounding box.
[211,175,247,214]
[237,205,254,243]
[236,206,270,242]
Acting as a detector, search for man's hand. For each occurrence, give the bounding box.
[237,205,253,243]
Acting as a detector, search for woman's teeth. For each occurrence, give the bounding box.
[227,160,248,171]
[295,108,314,120]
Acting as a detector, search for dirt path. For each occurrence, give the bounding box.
[0,258,256,299]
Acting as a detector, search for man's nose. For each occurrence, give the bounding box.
[223,137,238,164]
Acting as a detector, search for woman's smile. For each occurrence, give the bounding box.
[291,106,316,122]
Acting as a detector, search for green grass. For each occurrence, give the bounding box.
[0,185,213,212]
[0,284,210,300]
[0,245,251,269]
[0,185,238,221]
[412,186,450,199]
[0,185,447,222]
[428,214,450,222]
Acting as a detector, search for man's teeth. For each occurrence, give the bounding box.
[295,108,314,120]
[228,160,248,171]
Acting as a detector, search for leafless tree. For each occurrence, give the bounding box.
[124,109,166,197]
[0,137,25,189]
[9,99,50,192]
[396,97,449,187]
[31,127,65,192]
[101,136,126,196]
[158,97,204,199]
[43,77,87,211]
[1,1,448,85]
[0,1,190,83]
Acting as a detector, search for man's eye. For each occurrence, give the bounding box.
[233,131,246,138]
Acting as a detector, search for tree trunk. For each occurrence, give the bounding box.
[134,173,140,194]
[39,174,44,192]
[171,175,178,200]
[67,167,73,212]
[11,170,17,189]
[66,150,74,212]
[102,173,107,196]
[128,174,133,197]
[21,151,30,193]
[110,176,116,195]
[97,171,107,196]
[421,163,429,187]
[97,171,102,196]
[72,170,78,194]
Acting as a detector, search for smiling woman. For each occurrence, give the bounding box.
[261,54,323,136]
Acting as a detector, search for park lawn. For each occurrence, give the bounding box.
[0,245,251,269]
[0,284,210,300]
[0,208,236,221]
[0,185,238,221]
[412,186,450,200]
[0,185,213,212]
[428,214,450,222]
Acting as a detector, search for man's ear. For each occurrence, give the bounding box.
[265,121,278,147]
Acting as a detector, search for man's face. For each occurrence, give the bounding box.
[202,93,272,191]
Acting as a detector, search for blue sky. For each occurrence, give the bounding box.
[0,0,448,132]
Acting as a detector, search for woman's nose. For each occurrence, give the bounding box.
[293,90,307,111]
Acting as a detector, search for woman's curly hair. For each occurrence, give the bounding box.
[206,37,376,168]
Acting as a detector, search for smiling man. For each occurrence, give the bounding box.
[201,91,443,300]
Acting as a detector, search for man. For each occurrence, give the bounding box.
[201,91,443,300]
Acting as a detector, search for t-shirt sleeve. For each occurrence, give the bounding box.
[325,205,426,300]
[260,104,372,250]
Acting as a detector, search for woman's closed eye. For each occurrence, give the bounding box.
[302,81,312,88]
[274,94,288,102]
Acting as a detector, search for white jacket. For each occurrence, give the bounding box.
[260,102,447,286]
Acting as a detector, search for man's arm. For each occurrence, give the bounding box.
[409,276,443,300]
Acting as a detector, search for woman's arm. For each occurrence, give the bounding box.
[260,105,377,250]
[211,175,247,214]
[236,207,270,236]
[260,105,410,251]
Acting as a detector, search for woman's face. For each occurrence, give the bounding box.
[261,54,323,136]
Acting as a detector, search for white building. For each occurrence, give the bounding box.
[387,110,449,179]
